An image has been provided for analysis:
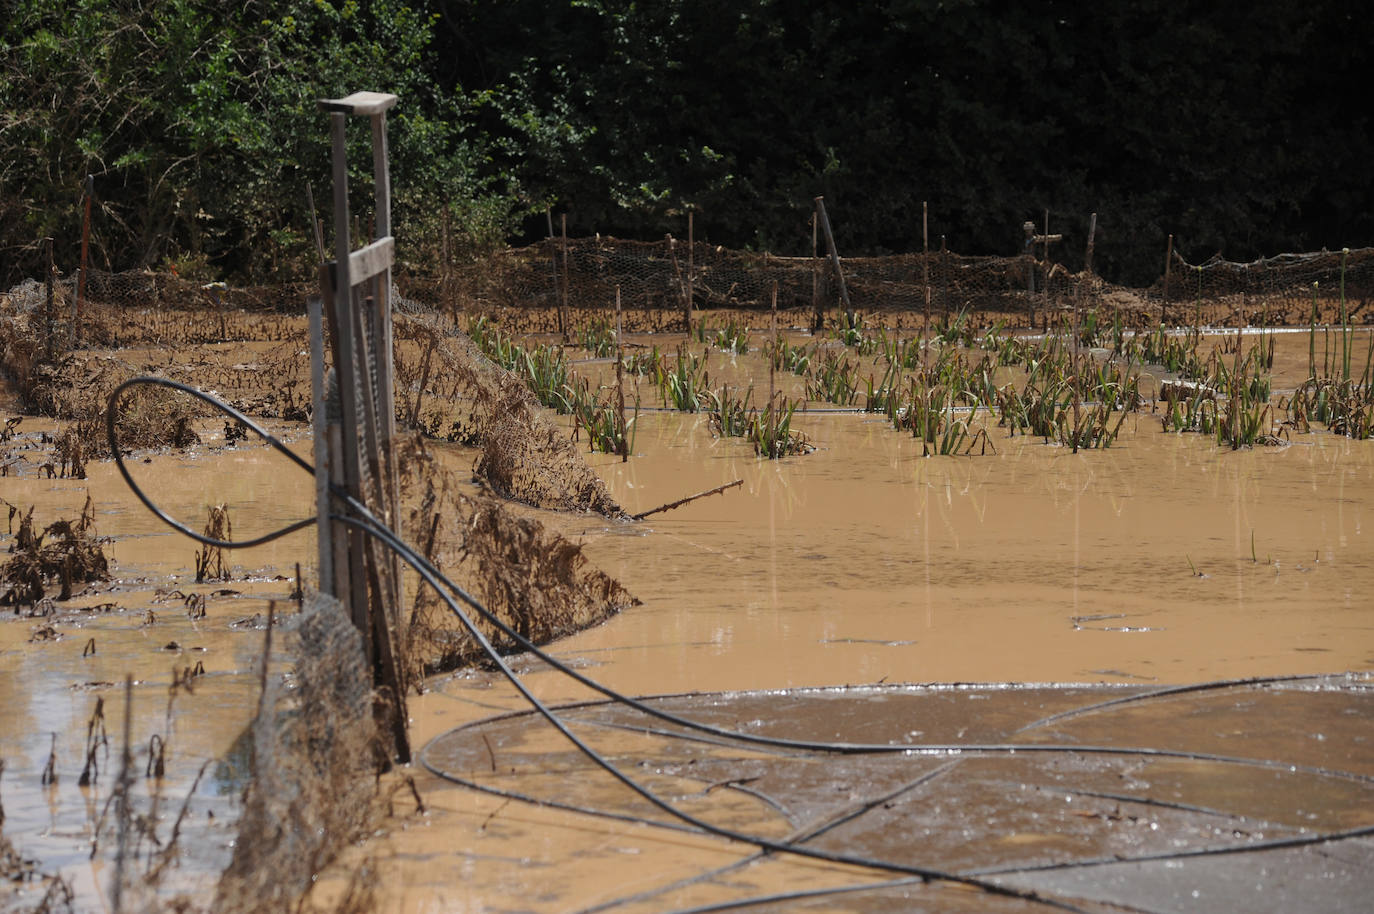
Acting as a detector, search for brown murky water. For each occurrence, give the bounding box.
[0,431,311,906]
[2,328,1372,912]
[321,330,1373,914]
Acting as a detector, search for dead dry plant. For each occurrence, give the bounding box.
[1,496,110,606]
[398,434,638,675]
[193,505,231,583]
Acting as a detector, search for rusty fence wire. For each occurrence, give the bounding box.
[6,243,1373,346]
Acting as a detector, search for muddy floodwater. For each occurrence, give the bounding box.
[2,325,1372,912]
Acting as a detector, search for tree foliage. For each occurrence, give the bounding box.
[3,0,1371,286]
[1,0,516,285]
[431,0,1373,282]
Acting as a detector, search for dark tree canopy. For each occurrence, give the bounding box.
[4,0,1371,286]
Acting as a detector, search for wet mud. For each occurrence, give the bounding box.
[317,327,1372,913]
[0,299,1370,912]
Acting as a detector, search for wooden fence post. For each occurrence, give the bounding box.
[922,201,931,341]
[561,214,571,337]
[76,175,93,345]
[1042,209,1051,328]
[616,286,627,461]
[547,207,565,339]
[811,211,822,333]
[44,238,56,361]
[314,90,409,763]
[1162,234,1174,326]
[813,196,853,327]
[1083,212,1097,276]
[685,209,695,335]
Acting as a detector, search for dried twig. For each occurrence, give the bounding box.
[632,478,743,520]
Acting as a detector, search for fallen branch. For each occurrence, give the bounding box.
[632,478,743,520]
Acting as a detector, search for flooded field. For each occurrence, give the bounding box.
[0,301,1371,912]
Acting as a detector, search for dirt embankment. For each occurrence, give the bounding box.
[0,278,638,667]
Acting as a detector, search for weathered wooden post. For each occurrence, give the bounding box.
[814,196,853,327]
[615,285,627,462]
[43,238,56,361]
[561,214,571,332]
[1083,212,1098,276]
[76,175,93,344]
[685,209,695,334]
[313,90,409,762]
[1024,214,1063,331]
[547,207,566,340]
[770,281,778,415]
[922,201,931,342]
[1042,209,1052,327]
[1161,234,1174,326]
[811,210,822,333]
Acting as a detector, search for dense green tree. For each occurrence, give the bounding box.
[1,0,518,285]
[3,0,1370,286]
[428,0,1373,282]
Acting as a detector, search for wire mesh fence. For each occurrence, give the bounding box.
[5,242,1372,345]
[401,237,1374,331]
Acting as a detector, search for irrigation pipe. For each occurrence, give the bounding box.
[331,509,1091,910]
[106,377,316,549]
[107,378,1374,782]
[1010,673,1343,735]
[105,378,1091,911]
[107,377,1374,910]
[571,759,966,914]
[654,877,931,914]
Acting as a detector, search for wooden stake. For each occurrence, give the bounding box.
[1071,217,1084,455]
[685,209,694,334]
[770,281,777,414]
[922,201,931,344]
[43,237,55,361]
[310,295,331,592]
[76,175,92,343]
[1083,212,1097,276]
[547,207,564,339]
[1078,211,1098,452]
[811,211,822,333]
[560,214,571,341]
[814,196,853,326]
[1042,208,1051,324]
[306,183,325,262]
[616,286,627,462]
[1162,234,1174,326]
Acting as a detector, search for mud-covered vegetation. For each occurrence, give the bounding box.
[1,497,110,608]
[399,435,638,675]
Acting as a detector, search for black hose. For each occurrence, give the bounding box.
[106,378,1374,773]
[1010,673,1338,735]
[106,378,1088,909]
[106,377,316,549]
[106,376,1374,913]
[333,510,1092,912]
